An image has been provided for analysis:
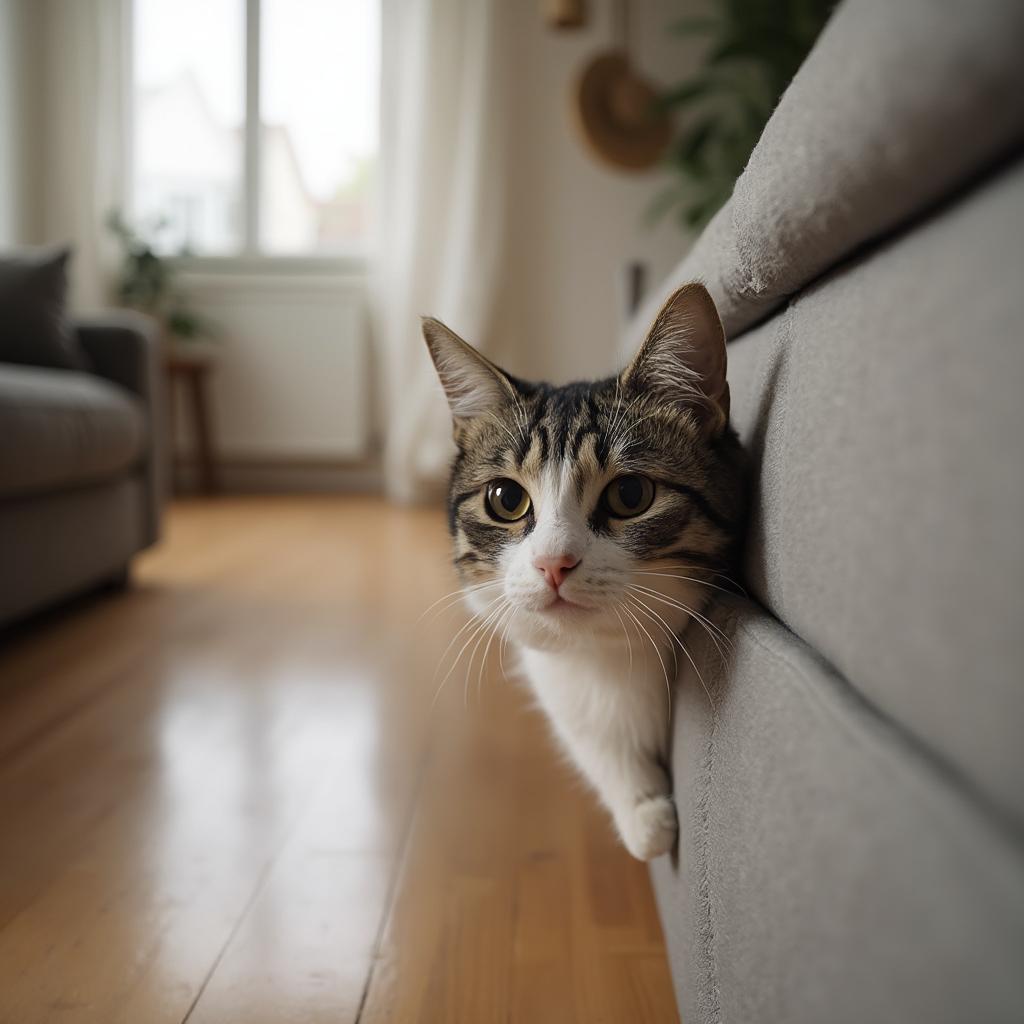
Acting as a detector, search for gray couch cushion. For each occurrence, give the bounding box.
[726,158,1024,826]
[625,0,1024,349]
[0,364,146,498]
[653,598,1024,1024]
[0,247,87,370]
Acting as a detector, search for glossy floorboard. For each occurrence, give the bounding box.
[0,497,679,1023]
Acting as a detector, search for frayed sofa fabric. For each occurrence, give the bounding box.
[636,0,1024,1019]
[624,0,1024,352]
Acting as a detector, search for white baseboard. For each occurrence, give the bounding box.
[171,457,384,495]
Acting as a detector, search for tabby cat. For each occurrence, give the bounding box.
[423,283,744,860]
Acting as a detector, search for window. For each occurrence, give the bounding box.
[131,0,380,258]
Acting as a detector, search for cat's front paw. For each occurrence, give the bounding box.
[620,795,678,861]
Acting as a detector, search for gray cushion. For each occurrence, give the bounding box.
[727,158,1024,826]
[653,598,1024,1024]
[0,248,87,370]
[0,364,146,498]
[624,0,1024,350]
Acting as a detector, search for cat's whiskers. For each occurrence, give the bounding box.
[611,606,634,685]
[475,601,516,704]
[432,602,497,686]
[620,600,672,716]
[630,577,744,632]
[632,568,746,599]
[459,598,514,709]
[625,596,677,713]
[498,605,518,682]
[430,593,506,708]
[617,602,646,676]
[416,578,504,625]
[627,583,733,657]
[627,592,714,710]
[628,592,731,679]
[622,598,679,708]
[431,597,507,714]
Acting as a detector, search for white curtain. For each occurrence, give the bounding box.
[375,0,506,502]
[36,0,126,312]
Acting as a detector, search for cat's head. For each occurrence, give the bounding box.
[424,283,745,654]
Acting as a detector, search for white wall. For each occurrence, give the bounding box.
[0,0,36,245]
[491,0,704,385]
[2,0,706,489]
[177,0,706,484]
[0,0,19,244]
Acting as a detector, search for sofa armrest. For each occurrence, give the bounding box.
[77,311,159,398]
[76,312,167,547]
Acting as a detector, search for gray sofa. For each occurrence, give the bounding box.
[0,312,165,626]
[628,0,1024,1019]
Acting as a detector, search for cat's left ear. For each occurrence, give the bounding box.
[421,317,518,423]
[620,282,730,433]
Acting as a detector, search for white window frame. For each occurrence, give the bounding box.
[125,0,375,273]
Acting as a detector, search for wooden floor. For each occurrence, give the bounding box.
[0,497,679,1024]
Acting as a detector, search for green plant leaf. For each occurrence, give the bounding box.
[678,116,719,163]
[657,78,716,109]
[107,209,219,342]
[167,308,201,338]
[669,15,718,35]
[651,0,835,233]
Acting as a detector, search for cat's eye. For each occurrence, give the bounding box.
[602,474,655,518]
[485,478,532,522]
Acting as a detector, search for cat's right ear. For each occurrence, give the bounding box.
[620,282,730,434]
[421,317,516,422]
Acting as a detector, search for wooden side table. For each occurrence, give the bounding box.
[166,349,219,495]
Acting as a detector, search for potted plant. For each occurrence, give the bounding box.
[106,210,218,354]
[653,0,835,230]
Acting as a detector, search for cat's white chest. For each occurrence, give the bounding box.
[519,644,671,757]
[517,641,679,860]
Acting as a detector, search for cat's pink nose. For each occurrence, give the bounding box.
[534,553,580,590]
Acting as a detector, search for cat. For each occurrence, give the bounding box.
[423,283,745,860]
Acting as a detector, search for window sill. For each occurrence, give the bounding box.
[172,254,372,295]
[169,253,372,277]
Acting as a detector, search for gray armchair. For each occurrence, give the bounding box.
[0,311,166,626]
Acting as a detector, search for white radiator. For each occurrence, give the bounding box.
[177,271,371,462]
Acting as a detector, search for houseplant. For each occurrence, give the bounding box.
[654,0,835,230]
[106,210,217,346]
